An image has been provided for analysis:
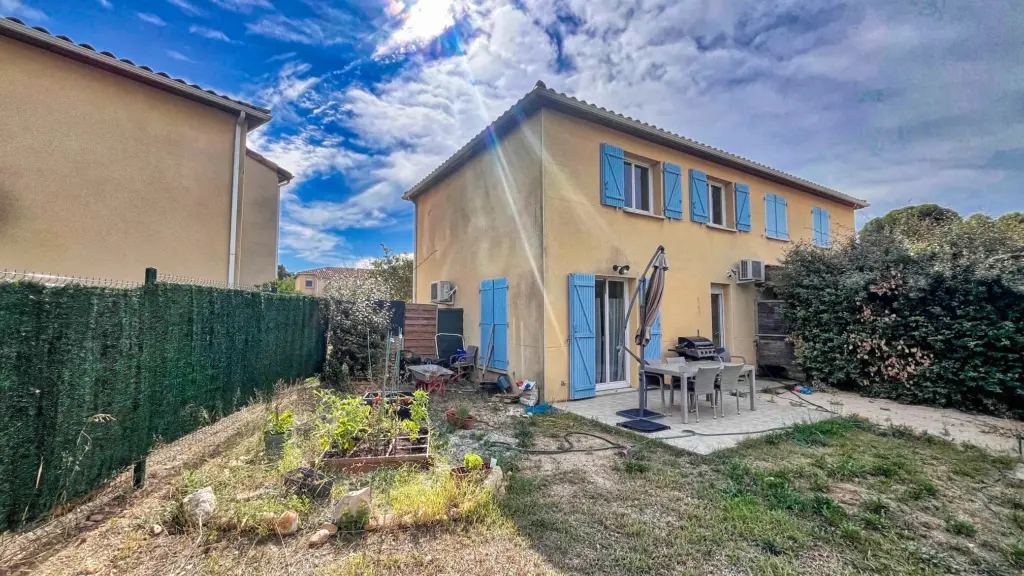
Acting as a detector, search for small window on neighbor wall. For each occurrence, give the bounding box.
[305,278,313,288]
[623,160,652,213]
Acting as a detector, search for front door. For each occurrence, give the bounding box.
[596,278,629,391]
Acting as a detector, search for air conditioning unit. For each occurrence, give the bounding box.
[430,280,456,304]
[737,259,765,283]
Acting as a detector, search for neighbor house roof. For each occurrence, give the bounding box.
[295,267,369,281]
[403,81,868,209]
[0,16,272,129]
[246,149,293,185]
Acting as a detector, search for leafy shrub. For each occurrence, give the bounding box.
[463,453,484,471]
[772,211,1024,418]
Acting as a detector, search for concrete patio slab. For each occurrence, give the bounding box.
[553,383,1023,455]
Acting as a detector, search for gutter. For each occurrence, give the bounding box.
[228,112,246,287]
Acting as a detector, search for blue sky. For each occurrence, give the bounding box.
[5,0,1023,272]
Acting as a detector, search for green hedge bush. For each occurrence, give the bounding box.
[772,214,1024,419]
[0,282,326,531]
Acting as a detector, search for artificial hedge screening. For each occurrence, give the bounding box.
[0,282,326,531]
[771,221,1024,419]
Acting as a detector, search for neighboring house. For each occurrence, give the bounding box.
[0,17,292,286]
[406,81,868,403]
[294,267,368,296]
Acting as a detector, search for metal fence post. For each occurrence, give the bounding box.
[133,267,157,490]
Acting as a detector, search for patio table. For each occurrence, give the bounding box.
[644,360,756,424]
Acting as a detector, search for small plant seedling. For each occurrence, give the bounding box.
[464,453,484,471]
[266,406,293,435]
[455,405,472,419]
[514,419,534,449]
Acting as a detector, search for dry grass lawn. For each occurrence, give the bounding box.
[7,381,1023,576]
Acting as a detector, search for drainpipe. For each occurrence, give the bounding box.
[227,111,246,287]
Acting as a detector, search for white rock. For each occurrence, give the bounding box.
[332,487,372,524]
[150,524,164,536]
[482,466,506,497]
[88,514,104,523]
[275,510,299,535]
[182,487,216,524]
[307,528,331,548]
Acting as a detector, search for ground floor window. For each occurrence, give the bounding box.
[595,278,627,385]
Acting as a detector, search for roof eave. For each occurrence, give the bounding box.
[0,18,272,129]
[403,87,868,209]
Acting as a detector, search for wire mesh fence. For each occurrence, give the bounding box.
[0,269,286,293]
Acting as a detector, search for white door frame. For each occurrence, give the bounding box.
[710,285,726,349]
[595,276,631,392]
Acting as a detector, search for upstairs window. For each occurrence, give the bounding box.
[708,181,727,227]
[765,193,790,240]
[305,278,314,288]
[623,160,652,213]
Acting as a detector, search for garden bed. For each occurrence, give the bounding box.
[323,428,432,473]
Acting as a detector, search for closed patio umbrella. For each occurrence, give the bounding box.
[615,246,670,431]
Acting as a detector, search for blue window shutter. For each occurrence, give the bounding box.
[776,195,789,239]
[812,207,822,246]
[568,273,596,400]
[822,208,832,247]
[735,183,751,232]
[689,169,709,223]
[492,278,508,370]
[480,279,493,367]
[600,143,625,208]
[765,193,778,238]
[663,163,683,219]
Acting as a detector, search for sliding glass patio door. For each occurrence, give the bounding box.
[595,278,628,390]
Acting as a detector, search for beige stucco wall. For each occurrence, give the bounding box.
[413,113,545,383]
[237,155,280,286]
[540,108,857,402]
[295,273,322,296]
[0,36,243,282]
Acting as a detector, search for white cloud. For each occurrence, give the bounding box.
[97,0,112,9]
[256,0,1024,260]
[211,0,273,13]
[136,12,166,26]
[167,0,202,16]
[189,25,234,42]
[0,0,46,20]
[247,15,335,45]
[165,49,193,62]
[374,0,461,56]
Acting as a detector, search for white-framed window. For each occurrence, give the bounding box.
[709,181,727,226]
[305,278,313,288]
[623,160,652,213]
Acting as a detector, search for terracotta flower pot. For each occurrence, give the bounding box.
[445,409,474,429]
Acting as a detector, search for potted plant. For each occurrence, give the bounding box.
[264,406,293,458]
[452,452,491,480]
[445,405,475,429]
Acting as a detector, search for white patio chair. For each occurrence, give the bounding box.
[714,363,745,418]
[658,357,687,409]
[689,365,721,423]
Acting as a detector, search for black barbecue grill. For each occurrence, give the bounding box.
[672,336,718,360]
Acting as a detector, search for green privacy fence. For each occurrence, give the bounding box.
[0,279,326,531]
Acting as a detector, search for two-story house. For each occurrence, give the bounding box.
[406,81,867,403]
[0,17,291,286]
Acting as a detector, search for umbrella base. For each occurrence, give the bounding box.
[615,408,664,419]
[617,419,670,433]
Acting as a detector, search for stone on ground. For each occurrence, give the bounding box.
[275,510,299,535]
[308,528,331,548]
[182,487,216,524]
[332,487,372,525]
[483,466,507,497]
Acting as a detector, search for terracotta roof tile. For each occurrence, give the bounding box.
[403,81,868,208]
[1,16,271,118]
